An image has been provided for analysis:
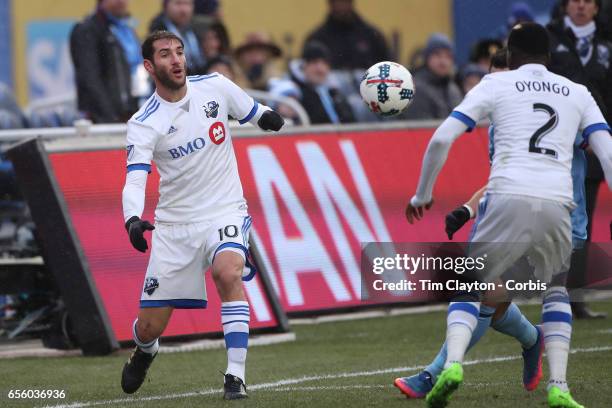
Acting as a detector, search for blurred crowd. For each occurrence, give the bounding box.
[1,0,611,258]
[1,0,611,332]
[0,0,609,130]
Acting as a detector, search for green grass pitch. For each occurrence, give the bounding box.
[1,302,612,407]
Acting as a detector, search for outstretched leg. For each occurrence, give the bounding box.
[121,306,173,394]
[491,302,543,390]
[394,303,494,398]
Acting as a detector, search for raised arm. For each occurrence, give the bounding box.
[405,75,495,224]
[217,74,284,132]
[589,130,612,190]
[406,117,469,223]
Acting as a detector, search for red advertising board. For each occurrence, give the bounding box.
[48,151,281,342]
[49,126,612,329]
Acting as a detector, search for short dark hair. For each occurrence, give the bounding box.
[489,47,508,71]
[507,22,550,57]
[142,30,184,61]
[561,0,601,11]
[204,55,234,74]
[469,39,503,63]
[302,41,331,63]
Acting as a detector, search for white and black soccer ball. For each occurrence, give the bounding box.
[360,61,415,117]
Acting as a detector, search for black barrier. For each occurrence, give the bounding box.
[7,138,119,355]
[249,236,291,333]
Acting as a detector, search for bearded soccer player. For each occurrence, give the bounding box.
[120,30,284,399]
[405,23,612,408]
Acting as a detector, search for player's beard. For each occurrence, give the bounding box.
[154,65,186,91]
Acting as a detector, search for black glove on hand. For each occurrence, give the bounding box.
[125,216,155,253]
[257,110,284,131]
[445,205,472,240]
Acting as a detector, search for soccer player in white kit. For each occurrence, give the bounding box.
[120,31,284,399]
[406,23,612,408]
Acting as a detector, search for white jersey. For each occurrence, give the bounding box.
[126,73,262,223]
[452,64,609,204]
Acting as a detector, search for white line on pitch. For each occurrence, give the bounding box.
[290,304,447,325]
[266,385,391,392]
[596,328,612,334]
[39,345,612,408]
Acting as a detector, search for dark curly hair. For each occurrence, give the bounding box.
[142,30,185,61]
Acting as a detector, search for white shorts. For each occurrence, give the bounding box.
[468,194,573,284]
[140,213,255,309]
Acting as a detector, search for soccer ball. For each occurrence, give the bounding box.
[360,61,415,116]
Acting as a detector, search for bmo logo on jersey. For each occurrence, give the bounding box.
[168,137,206,159]
[209,121,226,145]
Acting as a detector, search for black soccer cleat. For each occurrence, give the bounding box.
[223,373,248,400]
[121,347,157,394]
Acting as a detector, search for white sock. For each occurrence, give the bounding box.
[546,341,570,392]
[445,301,480,368]
[542,287,572,393]
[222,301,250,382]
[132,319,159,355]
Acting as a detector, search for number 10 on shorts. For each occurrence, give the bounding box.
[218,225,238,241]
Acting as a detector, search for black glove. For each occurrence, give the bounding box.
[257,110,284,131]
[445,205,472,240]
[125,216,155,253]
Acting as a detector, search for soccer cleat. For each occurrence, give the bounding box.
[394,371,434,398]
[522,325,544,391]
[425,363,463,408]
[547,386,584,408]
[223,373,248,400]
[121,347,157,394]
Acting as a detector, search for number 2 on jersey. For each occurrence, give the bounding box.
[529,103,558,158]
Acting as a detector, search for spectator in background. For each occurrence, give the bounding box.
[457,63,487,94]
[469,39,503,71]
[407,46,425,72]
[488,46,509,72]
[400,34,462,120]
[194,0,220,18]
[492,1,535,40]
[547,0,612,319]
[601,0,612,40]
[191,0,222,42]
[0,84,27,129]
[199,21,231,61]
[204,55,236,80]
[551,0,612,40]
[149,0,207,75]
[234,32,283,90]
[70,0,144,123]
[269,42,355,125]
[304,0,390,70]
